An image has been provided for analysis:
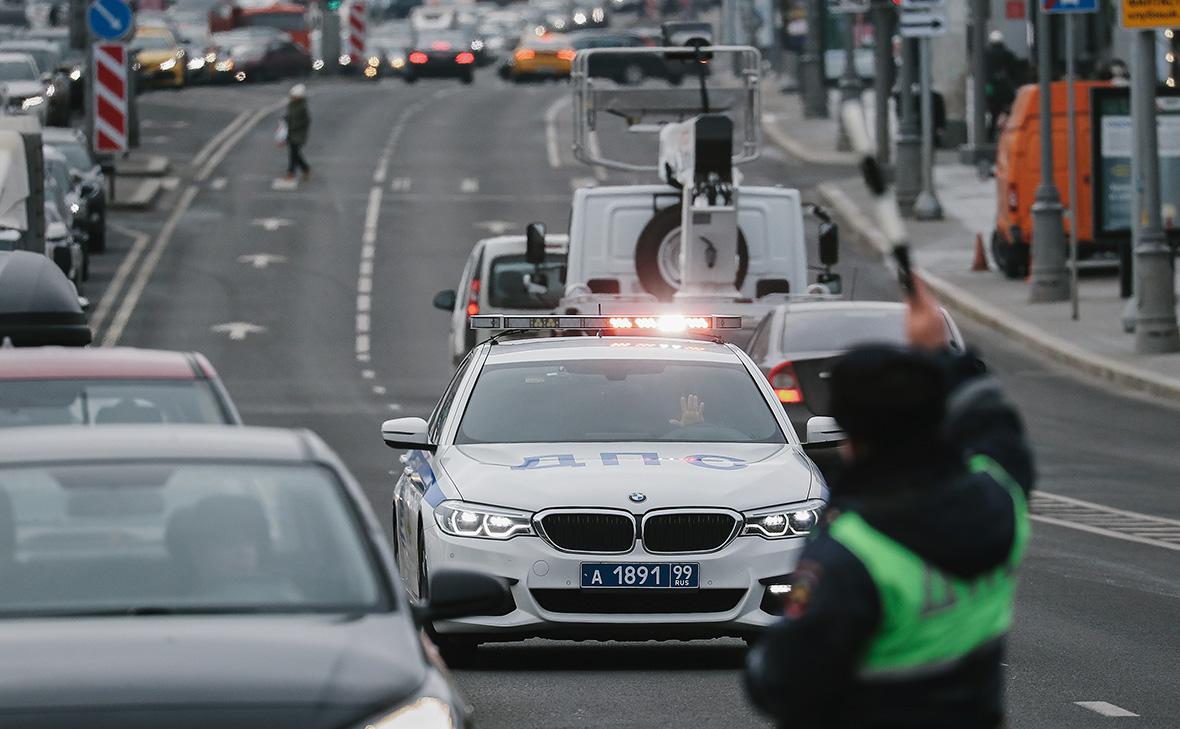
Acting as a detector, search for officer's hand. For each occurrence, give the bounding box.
[906,276,950,351]
[670,394,705,427]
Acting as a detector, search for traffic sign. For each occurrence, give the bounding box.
[828,0,869,14]
[1121,0,1180,28]
[86,0,132,41]
[91,42,128,154]
[348,0,367,61]
[899,10,947,38]
[1043,0,1098,13]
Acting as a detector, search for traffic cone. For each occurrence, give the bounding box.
[971,233,988,272]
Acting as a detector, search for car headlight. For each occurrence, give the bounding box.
[159,58,177,70]
[215,60,234,71]
[339,53,352,65]
[742,499,825,539]
[21,95,43,110]
[391,56,405,68]
[69,66,82,81]
[187,57,206,70]
[205,52,216,63]
[435,500,533,540]
[45,84,55,96]
[358,697,455,729]
[69,202,80,214]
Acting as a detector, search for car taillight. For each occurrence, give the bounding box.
[409,51,428,64]
[455,51,475,64]
[515,49,536,61]
[1007,184,1018,212]
[557,49,575,61]
[768,361,803,404]
[466,278,480,318]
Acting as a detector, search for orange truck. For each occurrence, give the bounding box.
[992,80,1112,278]
[209,2,311,51]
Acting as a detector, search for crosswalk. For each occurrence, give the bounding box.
[1031,492,1180,552]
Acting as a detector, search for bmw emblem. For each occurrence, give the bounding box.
[629,492,647,503]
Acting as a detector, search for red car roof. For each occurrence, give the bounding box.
[0,347,211,381]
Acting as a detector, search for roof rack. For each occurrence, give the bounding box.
[570,44,762,173]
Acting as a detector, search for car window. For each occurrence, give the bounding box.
[780,309,922,353]
[0,380,229,427]
[456,358,786,444]
[487,253,567,309]
[0,58,36,81]
[0,462,387,616]
[428,355,471,441]
[747,313,773,362]
[52,140,94,172]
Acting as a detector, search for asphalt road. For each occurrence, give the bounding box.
[86,75,1180,729]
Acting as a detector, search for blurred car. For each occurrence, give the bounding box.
[403,29,477,84]
[42,200,82,295]
[371,21,414,76]
[744,301,965,442]
[170,10,217,83]
[0,40,68,125]
[0,425,510,727]
[508,32,574,82]
[130,28,186,89]
[0,348,242,426]
[10,29,81,113]
[217,34,310,82]
[0,51,49,122]
[42,127,106,254]
[43,145,89,277]
[569,29,685,85]
[477,8,524,61]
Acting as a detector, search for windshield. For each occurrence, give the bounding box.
[780,309,934,353]
[51,140,93,172]
[457,358,785,444]
[487,254,567,309]
[244,12,305,32]
[44,159,70,196]
[416,31,470,47]
[0,59,35,81]
[0,380,228,427]
[0,462,386,616]
[132,35,174,51]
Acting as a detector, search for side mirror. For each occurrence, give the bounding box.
[415,569,512,623]
[818,221,839,267]
[525,221,546,265]
[432,289,457,311]
[40,72,52,84]
[804,416,845,447]
[381,417,436,452]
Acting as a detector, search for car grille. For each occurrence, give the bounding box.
[642,512,739,553]
[538,511,635,553]
[531,589,745,614]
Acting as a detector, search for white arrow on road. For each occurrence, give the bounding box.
[238,253,287,269]
[252,217,293,232]
[211,322,267,341]
[473,220,516,235]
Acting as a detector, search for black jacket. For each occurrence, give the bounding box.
[745,352,1035,729]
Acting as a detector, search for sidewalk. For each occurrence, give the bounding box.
[761,88,1180,402]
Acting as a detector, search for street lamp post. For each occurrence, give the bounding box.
[896,38,921,216]
[1028,5,1069,302]
[912,37,943,220]
[837,14,861,150]
[800,0,828,118]
[871,0,895,171]
[960,0,993,165]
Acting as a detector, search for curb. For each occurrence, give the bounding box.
[816,181,1180,404]
[760,114,860,167]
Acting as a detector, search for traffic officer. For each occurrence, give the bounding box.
[745,278,1034,729]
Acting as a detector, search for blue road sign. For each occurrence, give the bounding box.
[87,0,133,40]
[1043,0,1098,13]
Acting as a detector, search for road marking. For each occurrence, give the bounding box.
[390,176,412,192]
[357,294,370,312]
[211,321,266,341]
[359,259,373,276]
[145,135,170,145]
[1031,492,1180,552]
[238,253,286,269]
[197,100,286,182]
[356,313,370,334]
[385,192,570,203]
[361,244,374,260]
[474,219,515,234]
[1074,702,1139,717]
[209,176,227,190]
[544,94,570,168]
[373,385,387,395]
[252,217,292,232]
[356,333,370,356]
[88,224,148,339]
[460,177,479,193]
[160,176,180,191]
[191,109,251,170]
[362,185,382,245]
[358,276,372,294]
[271,177,299,191]
[102,185,199,347]
[373,157,389,184]
[361,369,375,379]
[387,403,402,411]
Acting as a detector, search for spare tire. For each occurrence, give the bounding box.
[634,204,749,301]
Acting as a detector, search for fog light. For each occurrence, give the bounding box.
[768,584,792,595]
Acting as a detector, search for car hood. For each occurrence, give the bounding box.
[1,80,42,98]
[137,49,177,65]
[0,613,426,728]
[438,442,820,512]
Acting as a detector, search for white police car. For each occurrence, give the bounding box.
[381,315,826,656]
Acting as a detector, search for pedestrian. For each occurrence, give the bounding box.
[745,277,1035,729]
[985,30,1019,141]
[284,84,311,181]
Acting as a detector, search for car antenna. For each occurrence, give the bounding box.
[487,329,529,345]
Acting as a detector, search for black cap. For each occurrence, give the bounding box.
[829,344,946,448]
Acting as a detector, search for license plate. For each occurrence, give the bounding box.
[580,562,699,589]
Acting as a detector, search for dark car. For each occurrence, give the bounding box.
[569,29,686,85]
[0,425,509,729]
[42,127,106,253]
[404,29,477,84]
[744,301,965,443]
[221,35,311,82]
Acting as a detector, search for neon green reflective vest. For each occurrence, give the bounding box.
[828,455,1030,679]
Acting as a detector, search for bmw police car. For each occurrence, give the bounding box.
[381,315,827,656]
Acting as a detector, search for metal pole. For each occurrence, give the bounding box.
[322,1,342,74]
[872,0,895,170]
[1131,29,1180,352]
[1028,5,1069,303]
[896,37,921,216]
[1065,14,1079,320]
[800,0,828,118]
[913,37,942,220]
[837,13,860,151]
[961,0,993,165]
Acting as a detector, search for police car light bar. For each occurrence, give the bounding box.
[469,315,742,332]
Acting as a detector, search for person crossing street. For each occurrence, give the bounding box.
[284,84,311,181]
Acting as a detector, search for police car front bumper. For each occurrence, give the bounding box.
[425,522,804,641]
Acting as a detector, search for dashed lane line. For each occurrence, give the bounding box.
[460,177,479,193]
[544,94,569,169]
[191,110,251,171]
[1031,492,1180,552]
[1074,701,1139,718]
[196,100,286,182]
[88,223,149,339]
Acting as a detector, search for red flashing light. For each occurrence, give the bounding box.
[515,49,536,61]
[409,51,428,64]
[557,49,575,61]
[455,52,475,65]
[768,361,804,405]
